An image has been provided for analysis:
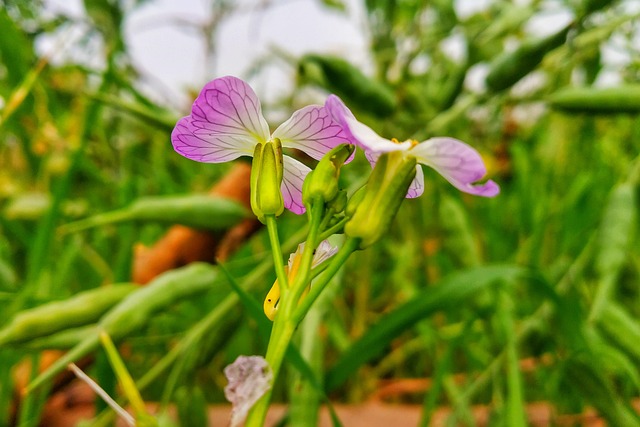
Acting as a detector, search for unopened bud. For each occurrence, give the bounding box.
[345,151,417,248]
[250,139,284,223]
[303,144,354,207]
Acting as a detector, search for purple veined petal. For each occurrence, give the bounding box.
[190,76,270,142]
[406,165,425,198]
[281,155,311,215]
[411,137,500,197]
[171,116,256,163]
[273,105,351,162]
[325,95,408,153]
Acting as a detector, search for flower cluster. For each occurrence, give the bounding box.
[172,76,498,216]
[172,76,500,426]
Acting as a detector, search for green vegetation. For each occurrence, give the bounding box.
[1,0,639,426]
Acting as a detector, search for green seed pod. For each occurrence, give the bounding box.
[0,284,136,346]
[27,263,221,392]
[549,86,640,114]
[298,54,397,117]
[485,24,571,92]
[345,152,417,248]
[24,325,96,350]
[59,194,249,234]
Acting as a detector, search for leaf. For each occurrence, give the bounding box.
[325,265,528,391]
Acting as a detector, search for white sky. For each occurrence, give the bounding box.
[38,0,636,109]
[40,0,370,108]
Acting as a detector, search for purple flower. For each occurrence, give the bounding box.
[325,95,499,198]
[171,76,348,214]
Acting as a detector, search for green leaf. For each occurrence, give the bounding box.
[325,265,528,391]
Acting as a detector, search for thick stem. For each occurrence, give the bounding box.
[245,317,295,426]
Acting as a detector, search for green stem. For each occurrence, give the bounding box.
[318,216,349,242]
[290,201,324,304]
[293,237,360,325]
[265,214,289,290]
[245,317,295,427]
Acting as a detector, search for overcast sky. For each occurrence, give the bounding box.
[38,0,634,109]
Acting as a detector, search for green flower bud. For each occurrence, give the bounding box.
[345,186,367,218]
[250,138,284,223]
[344,151,417,248]
[302,144,354,207]
[327,189,348,213]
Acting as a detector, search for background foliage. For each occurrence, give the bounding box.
[1,0,639,426]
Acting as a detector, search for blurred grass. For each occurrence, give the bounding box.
[1,0,640,426]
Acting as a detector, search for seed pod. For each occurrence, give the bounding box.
[298,54,397,117]
[549,86,640,114]
[485,24,571,92]
[59,194,249,234]
[23,325,96,350]
[26,263,221,392]
[0,284,136,346]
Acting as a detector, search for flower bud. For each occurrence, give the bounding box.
[250,139,284,223]
[344,151,417,248]
[327,189,348,213]
[302,144,354,207]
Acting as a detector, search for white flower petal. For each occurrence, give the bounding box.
[273,105,348,161]
[172,115,256,163]
[406,165,425,198]
[282,155,311,215]
[411,137,499,197]
[325,95,408,153]
[191,76,270,142]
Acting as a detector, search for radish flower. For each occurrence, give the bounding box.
[325,95,499,198]
[172,76,348,214]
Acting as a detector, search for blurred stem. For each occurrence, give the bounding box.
[498,288,527,427]
[99,332,147,418]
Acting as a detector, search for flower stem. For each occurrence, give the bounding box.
[290,201,324,304]
[265,214,289,290]
[246,202,327,426]
[245,313,295,426]
[293,237,360,325]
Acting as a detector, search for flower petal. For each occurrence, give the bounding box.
[171,115,256,162]
[273,105,350,161]
[406,165,425,198]
[411,137,500,197]
[313,240,339,265]
[325,95,409,153]
[190,76,270,142]
[224,355,273,427]
[282,155,311,215]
